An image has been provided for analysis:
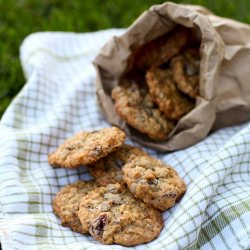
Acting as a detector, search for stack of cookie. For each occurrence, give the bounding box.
[48,127,186,246]
[112,26,200,141]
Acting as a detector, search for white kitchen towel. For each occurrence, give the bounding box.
[0,29,250,250]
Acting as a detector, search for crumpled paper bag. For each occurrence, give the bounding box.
[94,2,250,151]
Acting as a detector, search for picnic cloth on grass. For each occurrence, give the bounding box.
[0,29,250,250]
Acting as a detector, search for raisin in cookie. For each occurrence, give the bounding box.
[122,155,186,211]
[171,47,200,98]
[87,144,147,186]
[78,183,163,246]
[146,67,194,120]
[112,81,174,141]
[53,181,98,233]
[48,127,126,168]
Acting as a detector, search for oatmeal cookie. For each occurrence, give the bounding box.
[111,81,174,141]
[78,183,163,246]
[171,47,200,98]
[53,181,98,233]
[87,144,147,186]
[146,67,194,120]
[48,127,126,168]
[128,26,190,72]
[122,155,186,211]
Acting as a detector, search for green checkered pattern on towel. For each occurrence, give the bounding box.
[0,29,250,250]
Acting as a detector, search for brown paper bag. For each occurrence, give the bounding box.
[94,2,250,151]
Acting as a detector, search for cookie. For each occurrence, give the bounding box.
[78,183,163,246]
[146,67,194,120]
[122,155,186,211]
[111,81,174,141]
[171,47,200,98]
[48,127,126,168]
[87,144,147,186]
[53,181,98,233]
[127,26,190,72]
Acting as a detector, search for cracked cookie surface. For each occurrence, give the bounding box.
[112,81,174,141]
[146,67,194,120]
[53,181,98,233]
[122,155,186,211]
[48,127,126,168]
[78,183,163,246]
[87,144,147,186]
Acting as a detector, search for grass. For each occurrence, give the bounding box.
[0,0,250,118]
